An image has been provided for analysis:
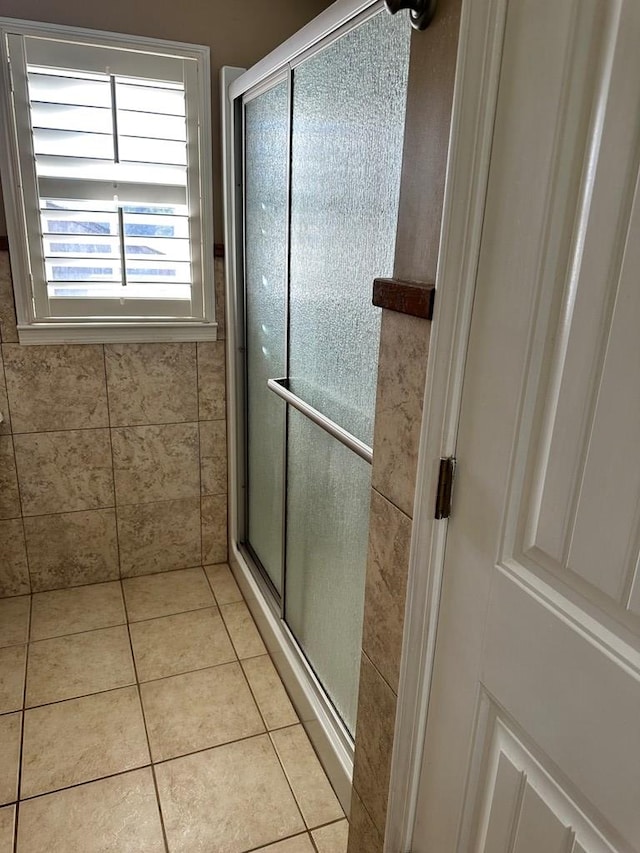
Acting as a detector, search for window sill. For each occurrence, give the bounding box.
[16,322,218,345]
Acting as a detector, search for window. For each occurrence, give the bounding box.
[0,20,215,343]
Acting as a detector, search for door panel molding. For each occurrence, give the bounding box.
[468,701,620,853]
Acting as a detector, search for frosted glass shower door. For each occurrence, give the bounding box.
[284,12,410,733]
[241,8,410,737]
[244,81,289,595]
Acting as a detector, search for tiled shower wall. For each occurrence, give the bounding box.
[347,309,430,851]
[0,249,228,597]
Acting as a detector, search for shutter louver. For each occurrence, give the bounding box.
[28,64,193,306]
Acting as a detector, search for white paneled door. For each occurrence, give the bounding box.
[412,0,640,850]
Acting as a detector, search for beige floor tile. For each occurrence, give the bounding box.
[123,567,214,622]
[312,820,350,853]
[255,835,315,852]
[0,713,21,805]
[16,768,165,853]
[130,608,235,682]
[141,662,264,761]
[26,626,135,707]
[270,726,343,829]
[155,735,304,852]
[204,563,242,605]
[0,645,26,713]
[21,686,149,798]
[0,805,15,853]
[0,597,29,649]
[220,601,266,659]
[242,655,298,730]
[30,582,125,641]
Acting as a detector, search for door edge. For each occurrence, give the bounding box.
[384,0,508,848]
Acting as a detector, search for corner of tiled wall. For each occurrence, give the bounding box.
[0,247,229,597]
[347,308,431,853]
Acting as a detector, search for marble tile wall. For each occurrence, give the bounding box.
[347,310,430,853]
[0,251,228,596]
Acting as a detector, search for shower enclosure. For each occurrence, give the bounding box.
[223,1,410,801]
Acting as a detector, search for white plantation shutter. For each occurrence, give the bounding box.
[0,23,214,338]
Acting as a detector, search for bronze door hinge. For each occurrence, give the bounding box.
[435,457,456,520]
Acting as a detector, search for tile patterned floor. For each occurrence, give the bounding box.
[0,565,349,852]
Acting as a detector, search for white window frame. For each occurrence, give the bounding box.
[0,17,216,344]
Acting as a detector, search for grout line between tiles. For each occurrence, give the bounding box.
[6,418,224,437]
[21,682,137,714]
[16,762,153,805]
[22,679,137,713]
[353,792,382,849]
[371,483,414,524]
[9,433,26,536]
[267,726,313,830]
[136,657,238,689]
[202,567,251,663]
[25,561,228,600]
[3,653,295,718]
[19,517,32,599]
[0,344,13,436]
[195,341,202,423]
[148,730,284,770]
[308,815,350,853]
[13,592,32,852]
[236,652,271,734]
[196,343,206,572]
[27,621,128,646]
[19,495,224,523]
[101,345,124,581]
[267,726,346,831]
[311,817,348,831]
[197,418,204,563]
[1,341,33,595]
[241,830,316,853]
[238,655,300,729]
[206,578,302,733]
[120,579,171,853]
[28,618,127,644]
[124,602,220,630]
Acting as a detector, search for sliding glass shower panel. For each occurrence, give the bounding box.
[284,11,410,733]
[240,8,411,737]
[288,12,411,445]
[285,409,372,733]
[244,81,289,594]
